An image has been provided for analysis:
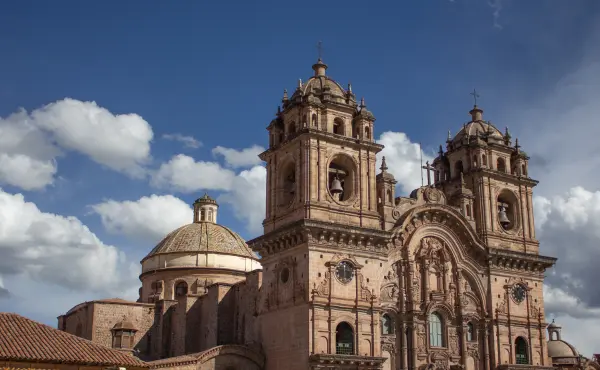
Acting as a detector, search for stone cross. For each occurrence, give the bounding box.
[421,161,437,186]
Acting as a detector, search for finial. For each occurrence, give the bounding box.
[470,89,480,107]
[348,82,352,93]
[438,145,444,156]
[380,156,388,172]
[283,89,288,101]
[447,130,452,142]
[360,97,366,108]
[297,79,303,88]
[515,138,520,152]
[317,40,323,61]
[504,126,511,138]
[277,106,281,115]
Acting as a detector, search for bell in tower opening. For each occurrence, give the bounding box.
[498,202,510,229]
[327,154,355,202]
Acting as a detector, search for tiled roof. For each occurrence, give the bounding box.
[0,313,148,368]
[143,222,256,260]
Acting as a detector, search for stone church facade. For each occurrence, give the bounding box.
[59,58,562,370]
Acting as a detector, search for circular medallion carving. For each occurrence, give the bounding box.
[425,188,442,203]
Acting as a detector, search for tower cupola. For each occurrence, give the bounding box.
[193,193,218,223]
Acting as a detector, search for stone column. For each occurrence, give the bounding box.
[423,260,430,305]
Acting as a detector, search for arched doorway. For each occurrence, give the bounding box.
[515,337,529,364]
[336,322,354,355]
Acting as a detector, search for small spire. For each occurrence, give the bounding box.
[347,82,352,93]
[504,126,511,138]
[514,138,521,153]
[360,97,366,108]
[380,156,388,172]
[447,130,452,142]
[297,79,303,89]
[438,145,444,156]
[277,106,281,115]
[283,89,288,101]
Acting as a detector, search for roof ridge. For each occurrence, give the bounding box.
[0,313,148,367]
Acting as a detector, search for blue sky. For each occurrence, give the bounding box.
[2,0,600,356]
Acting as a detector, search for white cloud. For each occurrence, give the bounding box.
[151,154,236,192]
[31,98,153,177]
[543,284,600,357]
[162,133,202,149]
[212,145,265,168]
[0,99,154,190]
[219,165,266,236]
[0,110,61,190]
[0,154,57,191]
[91,194,192,243]
[0,188,137,296]
[377,131,434,195]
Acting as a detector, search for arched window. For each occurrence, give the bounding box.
[381,314,394,335]
[365,126,370,139]
[521,164,527,176]
[175,281,188,297]
[200,209,206,221]
[482,154,487,167]
[312,114,318,127]
[429,312,443,347]
[333,118,344,135]
[497,157,506,173]
[466,204,472,218]
[208,210,213,222]
[466,322,475,342]
[455,160,464,177]
[515,337,529,364]
[288,121,296,135]
[303,114,307,127]
[473,155,478,167]
[336,322,354,355]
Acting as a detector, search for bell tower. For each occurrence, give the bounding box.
[432,104,538,253]
[261,58,382,233]
[249,57,389,370]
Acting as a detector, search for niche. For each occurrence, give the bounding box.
[279,160,296,207]
[328,154,355,202]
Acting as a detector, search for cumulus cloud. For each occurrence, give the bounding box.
[0,99,154,190]
[91,194,192,243]
[212,145,265,168]
[0,110,61,190]
[151,154,236,192]
[31,99,153,177]
[0,188,138,296]
[162,133,202,149]
[219,165,266,235]
[377,131,434,195]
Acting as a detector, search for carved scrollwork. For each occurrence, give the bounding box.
[313,270,331,297]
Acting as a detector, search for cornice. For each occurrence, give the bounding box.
[308,354,387,368]
[248,219,391,258]
[259,127,384,158]
[487,248,556,272]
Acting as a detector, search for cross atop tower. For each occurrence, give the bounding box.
[470,89,480,106]
[317,41,323,61]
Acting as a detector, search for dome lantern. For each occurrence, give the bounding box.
[193,193,219,223]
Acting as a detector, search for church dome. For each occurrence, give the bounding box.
[547,319,580,359]
[139,194,261,278]
[451,106,504,145]
[547,340,579,358]
[143,222,255,260]
[287,58,356,107]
